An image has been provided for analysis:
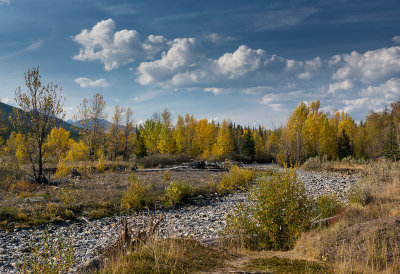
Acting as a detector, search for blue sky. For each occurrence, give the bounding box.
[1,0,400,127]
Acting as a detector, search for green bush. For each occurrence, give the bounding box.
[165,181,194,207]
[121,173,154,211]
[314,194,343,219]
[224,168,312,250]
[219,166,255,191]
[0,159,23,190]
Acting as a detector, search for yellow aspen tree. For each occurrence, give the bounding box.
[43,127,73,164]
[212,120,233,159]
[319,117,337,159]
[108,105,123,160]
[65,140,90,161]
[196,119,217,158]
[157,108,176,154]
[302,101,323,158]
[279,102,309,164]
[174,115,186,153]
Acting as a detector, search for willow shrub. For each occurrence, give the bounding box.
[224,168,313,250]
[165,181,194,207]
[219,166,255,191]
[121,173,155,211]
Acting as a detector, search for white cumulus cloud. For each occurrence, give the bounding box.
[332,46,400,84]
[328,80,353,93]
[72,19,169,71]
[136,38,320,90]
[392,36,400,44]
[74,77,110,88]
[297,71,311,80]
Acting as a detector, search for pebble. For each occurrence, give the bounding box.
[0,168,358,273]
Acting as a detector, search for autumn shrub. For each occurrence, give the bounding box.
[163,169,171,181]
[11,178,36,194]
[0,159,23,190]
[95,154,107,172]
[219,165,255,191]
[57,185,80,207]
[224,168,313,250]
[302,156,328,171]
[165,181,194,207]
[121,173,155,211]
[314,194,343,220]
[54,160,73,178]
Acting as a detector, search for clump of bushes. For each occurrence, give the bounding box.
[54,160,73,178]
[314,194,343,220]
[219,166,255,191]
[302,156,328,171]
[348,159,400,205]
[224,168,313,250]
[0,159,24,190]
[121,173,155,211]
[165,181,194,207]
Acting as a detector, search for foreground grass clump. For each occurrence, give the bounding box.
[121,173,155,211]
[99,238,229,273]
[219,165,255,191]
[164,181,194,207]
[225,168,312,250]
[247,256,332,273]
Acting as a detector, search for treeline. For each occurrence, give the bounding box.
[1,93,400,169]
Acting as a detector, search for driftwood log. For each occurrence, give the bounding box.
[135,159,236,172]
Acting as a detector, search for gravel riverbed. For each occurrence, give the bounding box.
[0,169,359,273]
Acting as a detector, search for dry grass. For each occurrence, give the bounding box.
[98,238,231,273]
[295,159,400,273]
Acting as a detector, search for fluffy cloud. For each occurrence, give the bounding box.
[0,0,10,5]
[73,19,169,71]
[328,80,353,93]
[297,71,311,80]
[1,97,10,104]
[261,90,307,111]
[74,77,110,88]
[332,46,400,84]
[343,78,400,113]
[393,36,400,44]
[207,33,236,44]
[360,78,400,100]
[204,87,228,95]
[136,39,318,89]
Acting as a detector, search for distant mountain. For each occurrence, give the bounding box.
[66,118,115,130]
[0,102,80,139]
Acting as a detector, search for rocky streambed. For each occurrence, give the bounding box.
[0,169,359,273]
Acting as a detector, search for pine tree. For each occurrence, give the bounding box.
[384,124,400,161]
[337,129,353,159]
[242,129,255,159]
